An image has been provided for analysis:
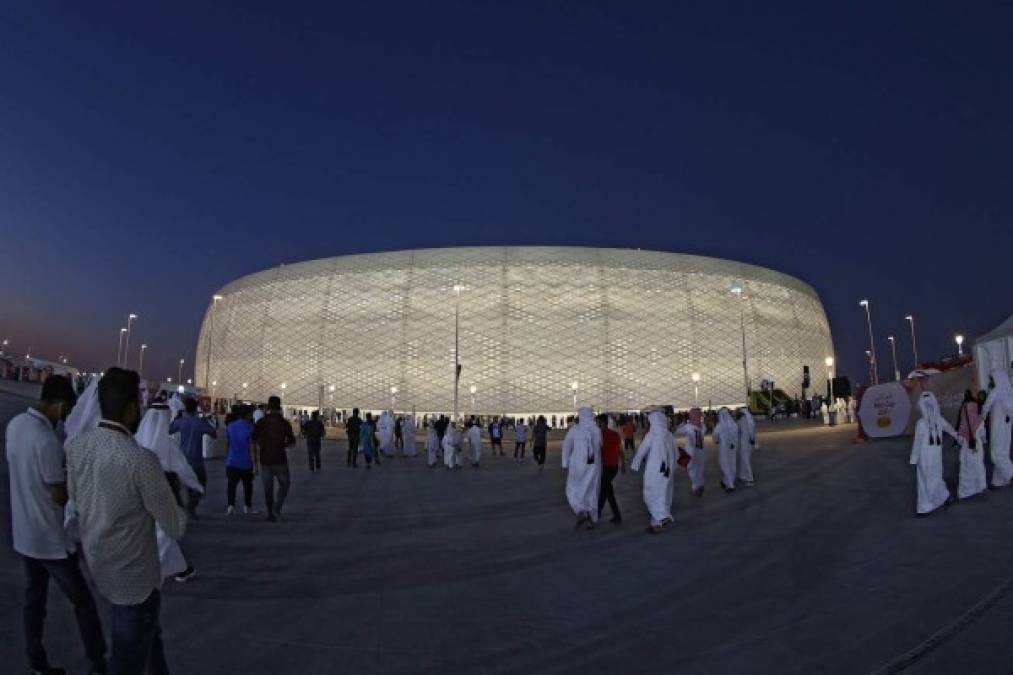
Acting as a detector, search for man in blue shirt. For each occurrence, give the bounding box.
[169,398,217,519]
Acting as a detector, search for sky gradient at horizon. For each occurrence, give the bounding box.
[1,2,1010,387]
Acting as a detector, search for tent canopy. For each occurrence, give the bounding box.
[974,314,1013,389]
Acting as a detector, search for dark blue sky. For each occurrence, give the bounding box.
[2,2,1010,384]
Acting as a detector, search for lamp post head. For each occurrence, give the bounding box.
[141,344,147,350]
[179,358,184,364]
[329,384,335,392]
[955,334,964,346]
[691,372,701,383]
[825,357,834,367]
[280,382,287,390]
[571,381,578,390]
[730,286,743,296]
[905,315,913,321]
[212,294,223,301]
[888,336,895,342]
[212,381,217,387]
[129,313,137,320]
[859,299,869,307]
[120,327,127,334]
[390,386,397,394]
[470,385,477,394]
[452,284,464,295]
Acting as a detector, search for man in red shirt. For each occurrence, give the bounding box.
[597,414,624,523]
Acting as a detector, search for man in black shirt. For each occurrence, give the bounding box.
[346,408,361,468]
[252,396,295,522]
[303,411,325,471]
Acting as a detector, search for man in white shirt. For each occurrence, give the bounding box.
[6,375,107,675]
[66,368,187,675]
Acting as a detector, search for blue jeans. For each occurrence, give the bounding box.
[23,553,106,671]
[110,590,168,675]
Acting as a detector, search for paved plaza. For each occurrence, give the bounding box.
[2,389,1013,674]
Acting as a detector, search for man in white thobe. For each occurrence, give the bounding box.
[377,411,396,457]
[713,408,738,492]
[561,407,602,530]
[401,415,418,457]
[736,407,757,487]
[979,369,1013,488]
[910,392,957,515]
[467,419,482,467]
[630,410,676,534]
[442,423,462,469]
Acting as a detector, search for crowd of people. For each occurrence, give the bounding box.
[7,362,1013,672]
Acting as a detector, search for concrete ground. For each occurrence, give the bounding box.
[2,389,1013,674]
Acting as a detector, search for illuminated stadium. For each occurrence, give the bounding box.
[194,247,834,415]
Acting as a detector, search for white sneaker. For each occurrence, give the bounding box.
[226,506,235,516]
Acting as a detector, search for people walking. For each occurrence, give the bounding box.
[467,418,482,467]
[736,407,757,487]
[489,418,504,456]
[7,375,108,675]
[910,392,958,515]
[714,408,738,493]
[596,413,623,523]
[225,406,258,514]
[956,389,987,499]
[561,407,602,530]
[630,410,676,534]
[443,421,463,469]
[360,412,380,469]
[677,408,706,496]
[66,368,187,675]
[303,410,325,471]
[979,369,1013,488]
[532,415,549,467]
[168,397,217,519]
[425,422,440,467]
[252,395,295,521]
[346,408,361,468]
[513,418,528,462]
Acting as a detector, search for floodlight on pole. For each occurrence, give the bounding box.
[205,295,223,390]
[730,285,750,398]
[452,283,465,421]
[905,315,919,370]
[691,372,701,406]
[824,356,834,400]
[571,381,579,409]
[391,385,397,409]
[955,334,964,356]
[117,328,127,367]
[139,344,147,378]
[178,358,184,385]
[469,384,477,411]
[124,314,138,369]
[859,300,878,384]
[887,336,900,381]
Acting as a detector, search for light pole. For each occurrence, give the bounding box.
[691,372,701,406]
[452,284,464,421]
[955,334,964,356]
[905,315,919,370]
[124,313,137,368]
[571,381,578,409]
[887,336,900,381]
[824,356,834,401]
[0,338,7,355]
[859,300,878,384]
[139,344,147,378]
[205,295,222,390]
[117,327,127,366]
[390,386,398,410]
[178,358,184,385]
[470,384,477,412]
[731,285,750,398]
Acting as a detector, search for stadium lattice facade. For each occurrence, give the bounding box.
[195,247,834,414]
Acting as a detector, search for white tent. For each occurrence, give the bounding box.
[974,314,1013,389]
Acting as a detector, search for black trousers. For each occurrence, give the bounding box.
[533,444,546,465]
[307,440,321,470]
[623,438,635,451]
[514,441,526,458]
[187,462,207,515]
[347,433,359,466]
[23,554,106,671]
[226,466,254,507]
[598,466,621,518]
